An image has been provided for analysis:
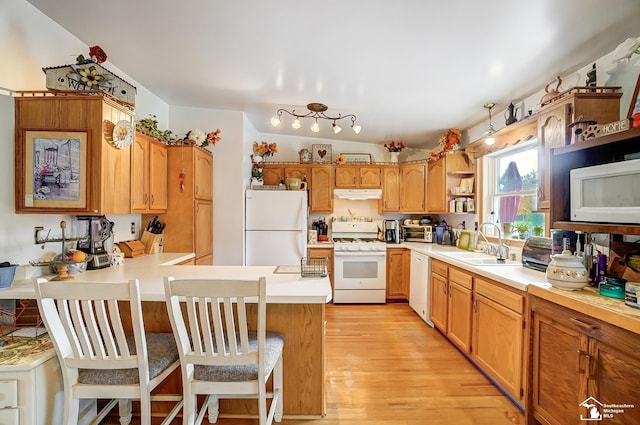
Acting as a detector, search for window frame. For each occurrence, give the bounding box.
[481,139,539,241]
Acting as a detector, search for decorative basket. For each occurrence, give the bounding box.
[0,265,18,288]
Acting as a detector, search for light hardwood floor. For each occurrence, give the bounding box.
[104,303,524,424]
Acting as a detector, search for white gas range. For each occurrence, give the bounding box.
[331,221,387,304]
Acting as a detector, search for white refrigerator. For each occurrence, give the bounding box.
[245,190,308,266]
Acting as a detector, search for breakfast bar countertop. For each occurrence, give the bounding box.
[2,253,333,304]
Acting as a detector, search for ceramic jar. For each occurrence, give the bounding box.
[545,253,589,290]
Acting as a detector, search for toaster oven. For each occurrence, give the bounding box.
[402,225,433,243]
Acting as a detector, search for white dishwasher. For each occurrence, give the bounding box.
[409,251,433,326]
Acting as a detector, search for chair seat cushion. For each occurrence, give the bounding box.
[78,333,179,385]
[194,332,284,382]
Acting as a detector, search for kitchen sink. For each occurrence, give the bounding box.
[461,257,520,266]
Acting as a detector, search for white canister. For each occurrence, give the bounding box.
[449,200,456,213]
[455,198,465,213]
[545,253,589,290]
[625,282,640,309]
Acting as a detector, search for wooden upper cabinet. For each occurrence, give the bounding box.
[194,148,213,200]
[536,91,621,210]
[14,91,133,214]
[335,165,381,188]
[310,166,333,213]
[358,166,382,188]
[131,131,167,213]
[334,166,358,187]
[400,162,427,213]
[262,165,283,186]
[427,159,446,213]
[380,166,400,213]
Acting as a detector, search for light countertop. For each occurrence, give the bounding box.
[2,253,332,304]
[400,242,640,335]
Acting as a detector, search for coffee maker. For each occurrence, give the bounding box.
[384,220,401,243]
[76,215,113,269]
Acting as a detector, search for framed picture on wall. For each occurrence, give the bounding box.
[312,144,332,163]
[341,153,372,164]
[21,130,88,209]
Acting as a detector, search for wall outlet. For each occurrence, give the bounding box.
[130,222,136,234]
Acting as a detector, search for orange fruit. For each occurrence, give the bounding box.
[72,251,86,262]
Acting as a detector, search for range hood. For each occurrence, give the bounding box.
[334,188,382,200]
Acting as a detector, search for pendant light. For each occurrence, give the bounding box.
[483,103,497,145]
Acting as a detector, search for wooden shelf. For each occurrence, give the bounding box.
[554,125,640,156]
[552,221,640,236]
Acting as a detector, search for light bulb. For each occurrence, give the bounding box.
[311,121,320,133]
[270,116,281,127]
[292,118,301,129]
[485,136,495,145]
[332,123,342,134]
[352,124,362,134]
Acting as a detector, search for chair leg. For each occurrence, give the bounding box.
[183,394,197,425]
[206,395,219,424]
[118,399,133,425]
[64,397,80,425]
[139,393,151,425]
[274,355,283,422]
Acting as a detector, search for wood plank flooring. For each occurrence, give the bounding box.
[103,303,524,425]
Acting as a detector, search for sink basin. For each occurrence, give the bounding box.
[439,251,480,258]
[462,258,519,266]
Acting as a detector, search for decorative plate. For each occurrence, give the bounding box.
[112,120,134,149]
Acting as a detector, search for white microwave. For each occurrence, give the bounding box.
[570,158,640,224]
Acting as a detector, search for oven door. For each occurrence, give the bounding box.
[334,251,386,290]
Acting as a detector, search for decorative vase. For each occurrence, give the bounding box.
[390,152,399,163]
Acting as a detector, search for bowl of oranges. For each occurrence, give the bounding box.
[51,250,89,274]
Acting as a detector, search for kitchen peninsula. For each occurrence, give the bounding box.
[2,253,333,418]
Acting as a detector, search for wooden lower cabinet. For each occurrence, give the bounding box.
[472,278,526,404]
[386,248,409,301]
[447,267,473,354]
[428,260,473,354]
[528,295,640,425]
[430,259,449,331]
[430,259,527,405]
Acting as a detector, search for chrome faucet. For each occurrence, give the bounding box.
[479,222,508,262]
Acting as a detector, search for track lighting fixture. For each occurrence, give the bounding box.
[271,103,362,135]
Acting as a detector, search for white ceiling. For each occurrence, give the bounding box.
[26,0,640,149]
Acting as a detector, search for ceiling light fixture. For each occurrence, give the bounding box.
[483,103,497,145]
[272,103,362,135]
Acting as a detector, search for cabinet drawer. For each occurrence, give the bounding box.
[0,408,18,424]
[476,278,524,314]
[431,259,448,278]
[449,267,472,290]
[0,381,17,408]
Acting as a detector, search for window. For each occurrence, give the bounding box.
[483,140,544,239]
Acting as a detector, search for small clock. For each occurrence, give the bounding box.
[112,120,134,149]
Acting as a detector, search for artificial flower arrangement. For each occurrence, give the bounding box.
[335,154,346,165]
[429,128,461,160]
[173,128,222,147]
[252,141,278,159]
[384,140,405,152]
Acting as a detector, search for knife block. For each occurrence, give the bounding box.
[140,231,164,254]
